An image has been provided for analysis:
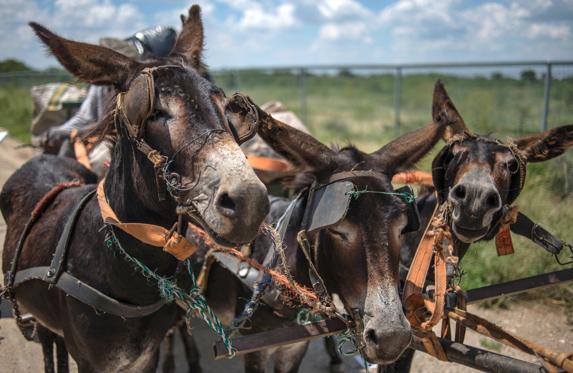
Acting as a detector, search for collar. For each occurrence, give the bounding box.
[97,179,198,261]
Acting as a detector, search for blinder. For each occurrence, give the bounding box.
[119,67,255,146]
[432,136,526,205]
[120,69,155,139]
[302,178,419,234]
[224,93,259,144]
[396,185,420,233]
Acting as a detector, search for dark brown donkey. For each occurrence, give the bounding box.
[406,82,573,262]
[392,82,573,373]
[1,5,268,372]
[194,90,457,372]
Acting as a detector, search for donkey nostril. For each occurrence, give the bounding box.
[216,192,236,217]
[365,329,378,345]
[485,192,500,209]
[453,185,466,200]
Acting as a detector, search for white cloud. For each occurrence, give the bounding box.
[0,0,147,68]
[317,0,372,20]
[237,3,298,31]
[527,23,571,39]
[319,21,371,43]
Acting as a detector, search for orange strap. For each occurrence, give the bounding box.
[392,171,433,186]
[403,204,439,304]
[495,225,515,256]
[96,180,198,260]
[247,156,293,173]
[495,206,518,256]
[403,203,447,329]
[70,129,91,170]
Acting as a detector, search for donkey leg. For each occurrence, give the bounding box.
[179,324,202,372]
[37,325,56,373]
[274,341,309,373]
[55,335,69,373]
[323,336,344,373]
[162,331,176,373]
[244,348,273,373]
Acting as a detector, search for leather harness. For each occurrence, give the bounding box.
[205,170,421,321]
[402,134,571,361]
[4,65,253,319]
[7,185,168,318]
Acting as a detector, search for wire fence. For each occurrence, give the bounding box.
[0,60,572,196]
[1,60,572,141]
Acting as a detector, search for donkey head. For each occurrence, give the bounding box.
[432,82,573,243]
[225,93,452,364]
[30,5,269,245]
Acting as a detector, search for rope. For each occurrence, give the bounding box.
[346,186,416,204]
[104,227,235,357]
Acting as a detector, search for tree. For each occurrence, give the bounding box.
[520,69,537,82]
[0,59,33,73]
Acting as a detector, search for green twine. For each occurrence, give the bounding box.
[346,186,416,204]
[295,308,325,325]
[105,227,236,358]
[337,328,360,356]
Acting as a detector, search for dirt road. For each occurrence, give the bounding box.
[0,136,571,372]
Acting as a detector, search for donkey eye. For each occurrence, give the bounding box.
[148,109,168,122]
[505,159,518,172]
[327,227,348,241]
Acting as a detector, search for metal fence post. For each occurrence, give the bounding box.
[541,62,552,131]
[394,67,402,130]
[231,70,239,91]
[299,68,308,125]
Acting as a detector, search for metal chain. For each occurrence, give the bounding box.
[1,286,37,341]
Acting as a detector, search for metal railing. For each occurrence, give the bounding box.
[2,60,572,135]
[211,60,573,133]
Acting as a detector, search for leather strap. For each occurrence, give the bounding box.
[97,180,198,261]
[70,129,92,170]
[13,267,166,318]
[47,189,96,284]
[510,212,565,255]
[247,156,293,173]
[495,206,518,256]
[403,202,450,332]
[402,204,439,303]
[392,171,433,186]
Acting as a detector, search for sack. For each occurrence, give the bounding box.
[30,83,87,140]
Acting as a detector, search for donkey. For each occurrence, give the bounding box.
[404,82,573,263]
[191,88,459,372]
[388,82,573,373]
[1,5,268,373]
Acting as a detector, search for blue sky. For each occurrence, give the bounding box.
[1,0,572,70]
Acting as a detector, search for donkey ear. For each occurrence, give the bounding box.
[512,124,573,162]
[371,121,447,176]
[170,5,206,72]
[432,80,469,140]
[225,93,336,170]
[30,22,140,91]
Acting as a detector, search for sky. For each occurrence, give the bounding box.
[1,0,572,70]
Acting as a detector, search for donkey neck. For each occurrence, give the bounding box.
[104,136,177,228]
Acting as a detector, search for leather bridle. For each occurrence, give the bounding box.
[114,65,257,203]
[432,134,527,239]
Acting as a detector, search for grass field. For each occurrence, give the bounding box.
[1,71,572,301]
